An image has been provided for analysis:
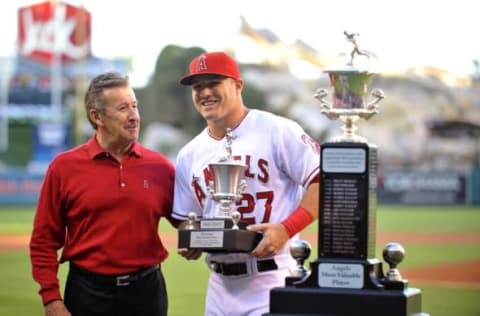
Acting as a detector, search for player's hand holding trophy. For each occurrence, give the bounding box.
[178,128,262,252]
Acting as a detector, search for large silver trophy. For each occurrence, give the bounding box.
[266,32,429,316]
[314,31,384,143]
[178,128,262,252]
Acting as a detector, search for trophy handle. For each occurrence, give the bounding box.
[314,88,332,110]
[236,179,247,200]
[366,88,385,112]
[314,88,341,120]
[208,180,214,194]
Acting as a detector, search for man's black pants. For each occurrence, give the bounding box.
[64,263,168,316]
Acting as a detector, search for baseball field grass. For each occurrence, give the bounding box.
[0,205,479,316]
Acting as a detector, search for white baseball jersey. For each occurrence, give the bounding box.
[173,109,320,315]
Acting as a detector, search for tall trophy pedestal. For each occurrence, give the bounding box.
[266,287,423,316]
[265,31,428,316]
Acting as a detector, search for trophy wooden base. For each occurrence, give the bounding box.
[265,286,426,316]
[178,228,262,253]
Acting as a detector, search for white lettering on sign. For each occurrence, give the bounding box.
[318,263,364,289]
[19,3,90,60]
[383,172,462,192]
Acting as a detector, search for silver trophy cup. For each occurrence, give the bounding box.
[208,128,247,228]
[209,162,247,219]
[315,31,385,143]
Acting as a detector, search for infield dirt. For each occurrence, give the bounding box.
[2,231,479,288]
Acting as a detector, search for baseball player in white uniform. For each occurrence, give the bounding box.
[173,51,320,316]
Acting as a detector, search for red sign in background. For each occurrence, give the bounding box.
[17,1,91,64]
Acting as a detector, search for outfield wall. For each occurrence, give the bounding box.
[0,170,43,205]
[1,169,479,206]
[377,170,467,205]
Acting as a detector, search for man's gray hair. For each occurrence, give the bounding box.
[84,72,129,129]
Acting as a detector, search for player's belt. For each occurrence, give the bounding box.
[69,262,159,286]
[210,259,278,276]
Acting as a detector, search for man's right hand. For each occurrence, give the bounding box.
[177,248,203,260]
[177,219,203,260]
[45,300,71,316]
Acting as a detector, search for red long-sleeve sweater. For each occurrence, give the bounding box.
[30,136,175,305]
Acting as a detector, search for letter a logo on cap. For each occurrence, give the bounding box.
[179,51,240,85]
[196,54,207,72]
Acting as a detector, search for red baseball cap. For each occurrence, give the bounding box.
[179,51,240,85]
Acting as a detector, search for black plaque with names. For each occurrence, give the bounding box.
[319,142,377,260]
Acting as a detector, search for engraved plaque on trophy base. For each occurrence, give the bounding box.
[199,218,248,229]
[284,256,385,289]
[178,226,262,253]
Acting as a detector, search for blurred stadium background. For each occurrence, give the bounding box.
[0,1,479,316]
[1,2,479,207]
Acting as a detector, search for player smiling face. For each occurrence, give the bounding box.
[190,74,245,133]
